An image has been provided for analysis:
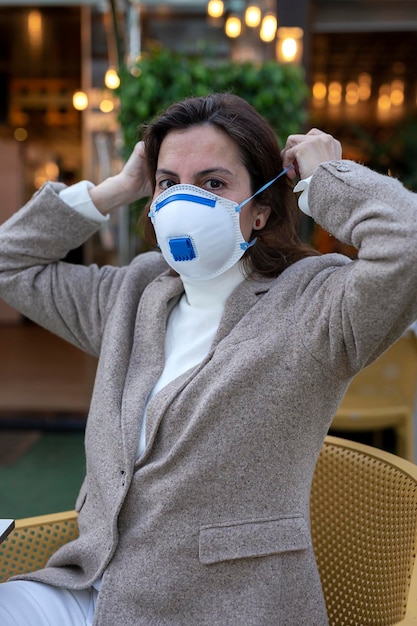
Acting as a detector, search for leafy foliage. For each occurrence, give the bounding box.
[117,47,309,159]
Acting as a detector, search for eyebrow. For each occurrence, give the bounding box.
[155,167,234,178]
[155,168,177,177]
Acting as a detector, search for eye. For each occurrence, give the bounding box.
[158,178,177,190]
[205,178,224,191]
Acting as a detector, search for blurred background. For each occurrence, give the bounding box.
[1,0,417,517]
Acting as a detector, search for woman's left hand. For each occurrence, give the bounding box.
[281,129,342,181]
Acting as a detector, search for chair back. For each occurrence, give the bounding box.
[346,332,417,407]
[333,332,417,460]
[0,509,78,582]
[311,436,417,625]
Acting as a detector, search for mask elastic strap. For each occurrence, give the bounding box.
[240,238,257,252]
[236,164,294,213]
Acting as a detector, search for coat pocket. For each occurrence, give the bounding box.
[199,515,310,565]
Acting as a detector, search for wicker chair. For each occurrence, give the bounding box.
[0,509,78,582]
[2,436,417,625]
[332,332,417,461]
[311,436,417,625]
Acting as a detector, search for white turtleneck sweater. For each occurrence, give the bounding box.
[137,264,244,457]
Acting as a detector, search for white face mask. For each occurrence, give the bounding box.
[148,184,253,281]
[148,166,292,281]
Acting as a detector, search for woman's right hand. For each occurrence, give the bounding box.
[114,141,153,203]
[89,142,152,215]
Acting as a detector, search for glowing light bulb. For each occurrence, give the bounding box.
[72,91,88,111]
[358,75,371,101]
[312,82,327,101]
[281,37,297,62]
[245,5,261,28]
[100,99,115,113]
[328,82,342,106]
[225,15,241,38]
[260,14,277,42]
[207,0,224,19]
[105,68,120,90]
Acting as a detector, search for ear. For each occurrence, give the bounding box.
[252,204,271,230]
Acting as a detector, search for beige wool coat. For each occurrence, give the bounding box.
[1,160,417,625]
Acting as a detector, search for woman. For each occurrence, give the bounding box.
[1,93,417,626]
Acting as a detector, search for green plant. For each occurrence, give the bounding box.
[117,46,309,158]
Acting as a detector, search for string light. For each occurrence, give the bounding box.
[245,5,261,28]
[104,68,120,90]
[345,82,359,106]
[275,27,304,64]
[328,82,342,106]
[72,91,88,111]
[207,1,280,47]
[100,99,115,113]
[259,13,277,43]
[225,15,242,38]
[391,79,404,106]
[207,0,224,18]
[312,82,327,101]
[358,73,372,101]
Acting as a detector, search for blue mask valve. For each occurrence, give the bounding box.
[168,237,196,262]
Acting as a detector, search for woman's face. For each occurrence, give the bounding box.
[153,124,270,241]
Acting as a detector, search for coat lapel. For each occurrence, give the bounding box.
[211,276,273,350]
[138,274,274,462]
[120,272,184,463]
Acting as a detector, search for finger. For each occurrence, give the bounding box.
[287,160,299,179]
[133,141,146,159]
[282,133,309,151]
[281,151,301,179]
[306,128,326,136]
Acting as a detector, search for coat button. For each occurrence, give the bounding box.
[329,160,350,172]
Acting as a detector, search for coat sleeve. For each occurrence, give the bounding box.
[298,159,417,376]
[0,182,163,356]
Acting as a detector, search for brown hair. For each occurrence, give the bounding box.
[139,92,319,278]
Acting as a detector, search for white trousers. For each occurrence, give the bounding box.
[0,580,97,626]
